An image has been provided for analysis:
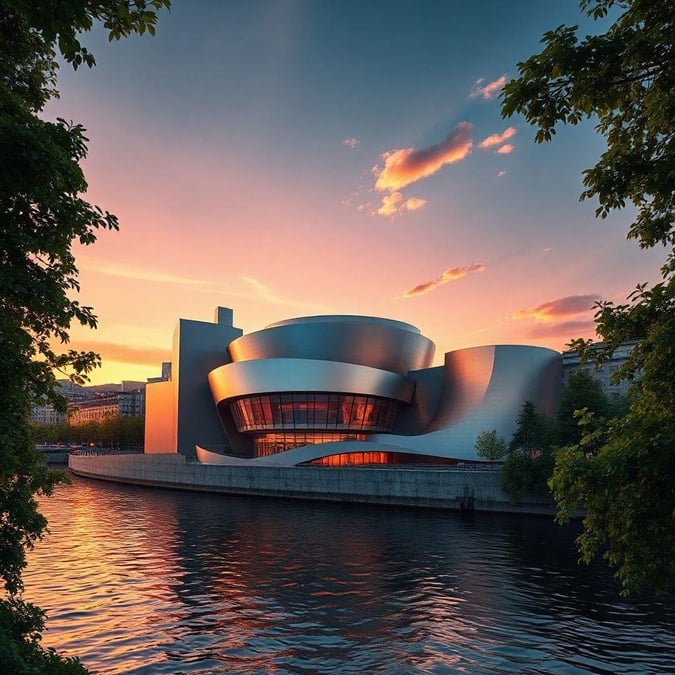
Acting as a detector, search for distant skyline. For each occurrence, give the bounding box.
[45,1,663,384]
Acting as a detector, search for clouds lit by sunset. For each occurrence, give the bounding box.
[373,123,473,192]
[375,192,427,217]
[470,75,508,100]
[513,294,602,322]
[479,127,516,150]
[404,264,486,298]
[41,1,663,384]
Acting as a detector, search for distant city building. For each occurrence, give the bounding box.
[562,341,637,396]
[31,380,148,426]
[145,307,562,466]
[30,404,66,426]
[55,379,91,401]
[69,390,145,426]
[147,362,172,384]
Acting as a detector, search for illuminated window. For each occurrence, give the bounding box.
[252,432,367,457]
[229,393,399,434]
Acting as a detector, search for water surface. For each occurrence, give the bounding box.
[24,476,674,673]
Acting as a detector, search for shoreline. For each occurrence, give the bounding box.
[69,452,556,516]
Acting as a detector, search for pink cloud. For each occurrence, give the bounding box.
[404,263,485,298]
[526,319,598,339]
[513,294,602,322]
[478,127,516,150]
[343,137,359,149]
[497,143,514,155]
[497,170,506,177]
[469,75,508,100]
[373,123,473,192]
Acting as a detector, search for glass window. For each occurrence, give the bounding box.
[294,402,307,428]
[305,393,315,428]
[327,395,339,428]
[338,396,353,429]
[250,397,262,428]
[230,394,399,433]
[271,395,282,426]
[314,394,328,427]
[260,396,273,427]
[281,394,294,426]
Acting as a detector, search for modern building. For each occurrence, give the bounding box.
[145,307,561,466]
[562,341,636,396]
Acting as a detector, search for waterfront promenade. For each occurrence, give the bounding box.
[69,452,554,515]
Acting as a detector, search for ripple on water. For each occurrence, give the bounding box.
[23,477,675,674]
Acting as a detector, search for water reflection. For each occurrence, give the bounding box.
[24,476,674,674]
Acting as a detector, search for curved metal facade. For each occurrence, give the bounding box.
[201,313,562,464]
[228,315,435,376]
[145,307,562,465]
[208,358,415,403]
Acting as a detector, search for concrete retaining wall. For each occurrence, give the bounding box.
[69,453,554,515]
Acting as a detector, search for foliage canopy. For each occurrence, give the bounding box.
[502,0,674,595]
[0,0,168,669]
[557,370,610,445]
[501,402,557,504]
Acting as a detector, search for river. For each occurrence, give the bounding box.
[23,475,674,674]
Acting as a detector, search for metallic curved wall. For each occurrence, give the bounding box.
[373,344,562,460]
[147,307,562,465]
[228,315,435,376]
[208,358,415,405]
[201,344,561,465]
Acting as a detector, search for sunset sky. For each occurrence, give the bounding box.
[44,1,663,385]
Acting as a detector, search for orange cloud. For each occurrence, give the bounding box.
[478,127,516,150]
[469,75,508,100]
[513,294,602,322]
[375,192,428,217]
[404,196,427,211]
[497,143,514,155]
[69,341,171,367]
[404,263,485,298]
[376,192,404,216]
[373,122,473,192]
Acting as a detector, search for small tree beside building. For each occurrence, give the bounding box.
[501,401,557,503]
[474,430,508,462]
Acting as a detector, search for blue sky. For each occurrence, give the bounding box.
[44,1,664,383]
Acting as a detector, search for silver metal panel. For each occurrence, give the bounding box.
[196,441,419,466]
[208,358,416,406]
[228,316,435,376]
[374,345,562,459]
[266,315,420,333]
[203,345,561,464]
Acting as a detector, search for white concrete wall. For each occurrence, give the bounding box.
[69,454,553,514]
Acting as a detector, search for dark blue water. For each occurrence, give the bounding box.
[24,475,674,674]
